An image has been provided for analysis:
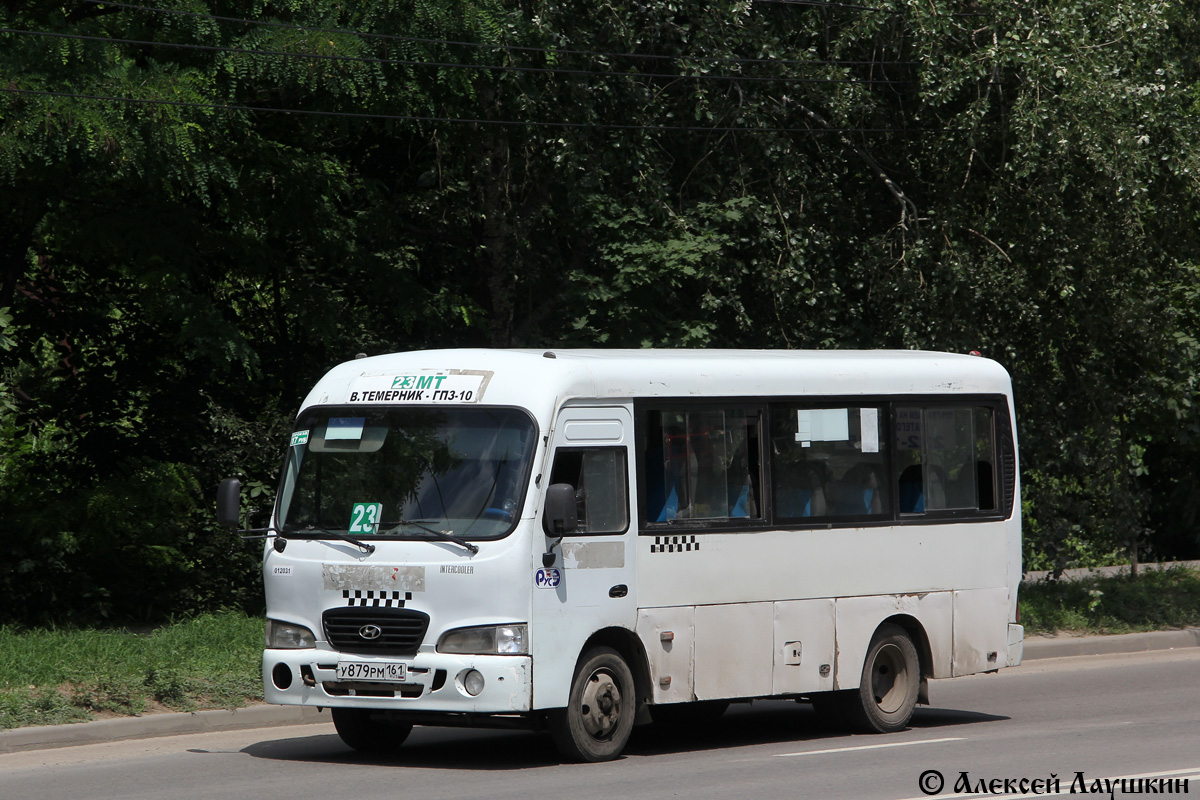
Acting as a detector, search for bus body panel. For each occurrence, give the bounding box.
[952,586,1014,675]
[636,606,697,703]
[692,601,776,700]
[634,522,1011,608]
[771,598,837,695]
[832,592,955,689]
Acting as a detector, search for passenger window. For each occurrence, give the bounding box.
[771,405,889,519]
[548,449,629,534]
[896,406,996,513]
[643,408,762,523]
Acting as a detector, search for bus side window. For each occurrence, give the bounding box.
[896,406,997,514]
[642,408,762,523]
[549,448,629,534]
[975,406,998,511]
[771,405,888,521]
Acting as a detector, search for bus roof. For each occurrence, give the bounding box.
[299,349,1013,416]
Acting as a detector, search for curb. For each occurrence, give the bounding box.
[0,704,327,755]
[1021,560,1200,584]
[1021,626,1200,660]
[4,629,1199,754]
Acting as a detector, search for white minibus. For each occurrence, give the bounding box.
[217,349,1023,761]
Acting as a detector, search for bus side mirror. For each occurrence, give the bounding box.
[216,478,242,529]
[543,483,578,537]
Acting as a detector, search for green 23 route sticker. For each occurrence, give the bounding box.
[349,502,382,534]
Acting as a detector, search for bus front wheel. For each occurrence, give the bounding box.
[846,623,919,733]
[549,646,636,762]
[331,707,413,753]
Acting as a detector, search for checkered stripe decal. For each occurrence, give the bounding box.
[650,535,700,553]
[343,590,412,608]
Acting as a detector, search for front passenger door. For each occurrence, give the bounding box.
[529,406,636,707]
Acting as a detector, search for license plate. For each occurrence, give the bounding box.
[336,661,407,682]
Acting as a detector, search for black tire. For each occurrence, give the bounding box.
[331,707,413,753]
[549,646,637,762]
[650,700,729,727]
[844,623,920,733]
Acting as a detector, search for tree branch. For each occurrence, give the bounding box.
[798,104,919,231]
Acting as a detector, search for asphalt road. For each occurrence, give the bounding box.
[2,649,1198,800]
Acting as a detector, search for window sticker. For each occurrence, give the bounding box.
[860,408,880,453]
[290,430,310,447]
[796,408,850,445]
[326,417,366,441]
[349,502,382,535]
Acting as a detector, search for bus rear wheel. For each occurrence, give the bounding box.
[549,646,636,762]
[845,623,919,733]
[331,707,413,753]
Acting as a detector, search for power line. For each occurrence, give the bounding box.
[754,0,990,18]
[0,85,935,136]
[1,26,911,86]
[753,0,883,10]
[77,0,914,69]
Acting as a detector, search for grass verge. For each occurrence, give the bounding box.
[0,610,262,730]
[1019,565,1200,635]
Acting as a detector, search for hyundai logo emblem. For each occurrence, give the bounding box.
[358,624,383,640]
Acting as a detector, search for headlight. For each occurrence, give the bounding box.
[266,619,316,649]
[437,624,527,655]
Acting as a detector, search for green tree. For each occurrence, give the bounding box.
[1,0,1198,622]
[0,0,509,621]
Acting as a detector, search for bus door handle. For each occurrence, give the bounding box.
[609,584,628,598]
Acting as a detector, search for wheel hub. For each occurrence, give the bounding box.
[579,669,622,739]
[871,643,909,713]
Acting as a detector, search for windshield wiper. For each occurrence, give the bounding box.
[381,520,479,555]
[293,526,376,555]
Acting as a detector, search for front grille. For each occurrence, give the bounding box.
[322,682,425,698]
[322,606,430,656]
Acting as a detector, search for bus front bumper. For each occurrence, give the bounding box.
[262,649,532,714]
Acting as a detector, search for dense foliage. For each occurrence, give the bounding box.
[1,0,1198,624]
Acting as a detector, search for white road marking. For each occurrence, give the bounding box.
[774,736,966,757]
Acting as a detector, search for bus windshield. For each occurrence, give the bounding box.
[277,406,536,541]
